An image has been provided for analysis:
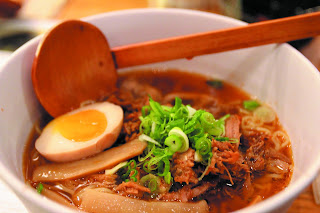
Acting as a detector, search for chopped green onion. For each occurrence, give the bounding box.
[215,137,238,143]
[195,136,211,155]
[188,127,205,140]
[253,106,276,123]
[207,114,229,136]
[186,105,196,118]
[148,178,158,192]
[218,114,230,121]
[143,161,152,173]
[130,168,138,177]
[105,161,128,175]
[194,151,203,162]
[164,135,182,153]
[200,112,215,131]
[184,110,205,132]
[130,176,137,182]
[139,134,161,146]
[138,97,231,183]
[228,138,239,143]
[172,97,182,112]
[243,100,260,111]
[164,172,172,184]
[138,145,155,162]
[198,162,211,181]
[207,80,223,89]
[162,105,172,112]
[168,127,189,153]
[142,106,151,117]
[157,157,170,177]
[207,124,224,136]
[139,118,151,135]
[37,183,43,194]
[201,112,215,124]
[215,137,229,141]
[121,160,138,182]
[146,154,165,172]
[166,119,184,131]
[140,174,160,193]
[149,98,169,118]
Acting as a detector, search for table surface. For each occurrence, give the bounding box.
[1,0,320,212]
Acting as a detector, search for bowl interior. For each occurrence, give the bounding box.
[0,8,320,213]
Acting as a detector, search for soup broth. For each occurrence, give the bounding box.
[24,70,293,213]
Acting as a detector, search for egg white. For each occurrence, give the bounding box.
[35,102,123,162]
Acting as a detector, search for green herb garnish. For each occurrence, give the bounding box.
[138,97,230,182]
[121,160,138,182]
[243,100,260,111]
[140,174,160,193]
[215,136,239,143]
[37,183,43,194]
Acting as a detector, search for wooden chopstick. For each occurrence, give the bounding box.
[112,11,320,68]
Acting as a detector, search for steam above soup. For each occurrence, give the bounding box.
[24,70,293,213]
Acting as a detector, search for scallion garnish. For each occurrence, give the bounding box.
[139,134,161,146]
[140,174,160,193]
[37,183,43,194]
[215,136,238,143]
[105,161,128,175]
[138,97,231,184]
[243,100,260,111]
[164,172,172,184]
[121,160,138,182]
[168,127,189,153]
[215,137,229,141]
[164,135,182,153]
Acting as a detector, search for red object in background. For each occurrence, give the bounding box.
[0,0,21,18]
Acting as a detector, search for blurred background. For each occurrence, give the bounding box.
[0,0,320,69]
[0,1,320,212]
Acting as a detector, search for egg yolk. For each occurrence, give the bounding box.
[54,109,107,142]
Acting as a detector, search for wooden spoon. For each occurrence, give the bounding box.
[32,20,117,118]
[32,12,320,117]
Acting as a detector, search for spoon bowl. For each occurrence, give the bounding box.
[32,20,117,117]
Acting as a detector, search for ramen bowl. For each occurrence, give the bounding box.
[0,8,320,213]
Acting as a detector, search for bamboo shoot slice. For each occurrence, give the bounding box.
[33,139,147,181]
[79,188,209,213]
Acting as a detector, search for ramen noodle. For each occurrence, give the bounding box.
[24,70,293,213]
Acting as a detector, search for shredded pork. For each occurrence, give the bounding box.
[171,148,199,184]
[116,181,151,198]
[160,183,212,202]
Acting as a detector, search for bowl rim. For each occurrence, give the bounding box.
[1,7,320,213]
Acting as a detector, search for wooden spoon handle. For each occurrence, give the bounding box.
[112,11,320,68]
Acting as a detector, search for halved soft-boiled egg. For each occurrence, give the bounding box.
[35,102,123,162]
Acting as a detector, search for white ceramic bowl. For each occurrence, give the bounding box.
[1,8,320,213]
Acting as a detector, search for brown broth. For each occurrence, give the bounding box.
[118,70,249,103]
[23,69,293,213]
